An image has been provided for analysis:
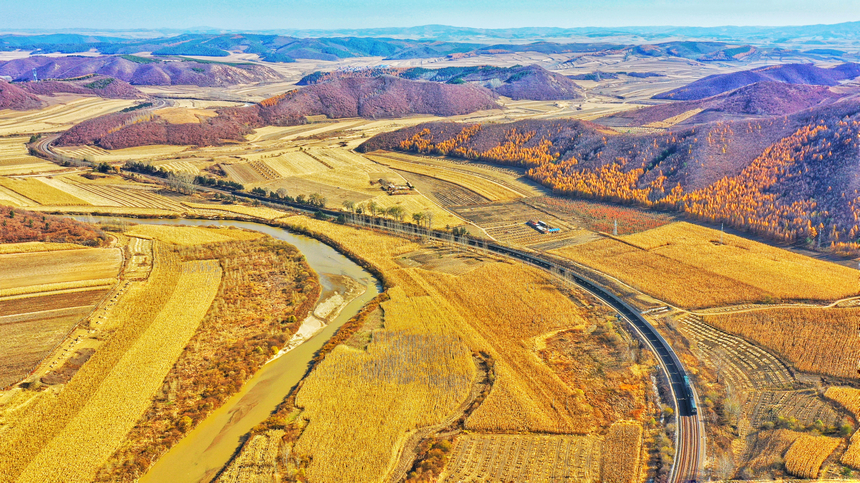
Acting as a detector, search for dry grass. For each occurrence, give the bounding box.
[551,222,858,308]
[154,107,216,124]
[369,193,463,229]
[0,248,121,291]
[182,202,288,220]
[0,278,115,297]
[0,178,89,206]
[441,434,602,482]
[0,241,85,254]
[783,434,840,478]
[124,224,263,245]
[601,421,643,483]
[703,307,860,379]
[15,258,221,483]
[367,151,524,202]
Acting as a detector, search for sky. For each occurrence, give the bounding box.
[2,0,860,31]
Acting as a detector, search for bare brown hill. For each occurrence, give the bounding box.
[0,56,281,87]
[298,64,583,101]
[0,80,42,110]
[654,63,860,100]
[602,82,843,127]
[56,76,497,148]
[19,76,144,100]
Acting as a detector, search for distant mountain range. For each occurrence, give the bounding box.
[1,26,858,63]
[0,55,281,86]
[6,22,860,42]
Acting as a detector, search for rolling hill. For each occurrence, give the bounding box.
[654,63,860,100]
[56,76,498,149]
[0,80,42,110]
[602,82,843,127]
[0,55,281,87]
[299,64,583,101]
[19,75,144,99]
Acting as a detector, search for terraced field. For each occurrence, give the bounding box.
[675,313,794,390]
[0,246,121,389]
[441,434,602,483]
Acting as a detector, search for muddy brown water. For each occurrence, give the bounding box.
[72,217,380,483]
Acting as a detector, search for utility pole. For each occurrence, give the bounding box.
[613,219,618,236]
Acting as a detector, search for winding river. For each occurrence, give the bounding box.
[74,217,380,483]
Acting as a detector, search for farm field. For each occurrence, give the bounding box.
[52,144,189,163]
[123,224,264,245]
[783,434,841,478]
[366,151,527,202]
[550,222,859,308]
[0,247,121,291]
[703,307,860,380]
[15,257,222,483]
[0,96,135,136]
[0,178,89,206]
[0,137,65,176]
[267,215,654,481]
[440,433,602,482]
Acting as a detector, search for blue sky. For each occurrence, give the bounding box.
[2,0,859,30]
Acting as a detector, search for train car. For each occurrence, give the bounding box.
[683,375,698,415]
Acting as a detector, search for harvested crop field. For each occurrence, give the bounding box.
[0,248,120,291]
[0,97,135,136]
[273,216,640,482]
[703,307,860,379]
[0,297,105,389]
[441,434,602,482]
[0,137,64,176]
[366,151,525,202]
[551,222,858,308]
[124,224,263,245]
[13,258,222,483]
[0,178,88,206]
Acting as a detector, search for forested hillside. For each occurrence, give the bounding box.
[360,100,860,254]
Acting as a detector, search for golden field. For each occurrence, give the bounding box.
[0,178,89,206]
[0,247,121,291]
[366,151,525,202]
[15,257,221,483]
[0,244,184,483]
[783,434,841,479]
[123,224,264,245]
[551,222,858,308]
[274,215,650,481]
[703,307,859,379]
[0,97,135,136]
